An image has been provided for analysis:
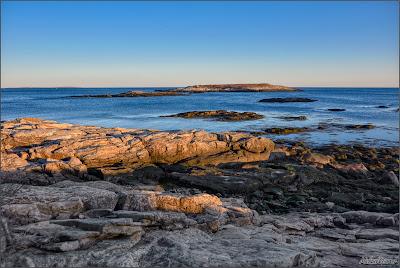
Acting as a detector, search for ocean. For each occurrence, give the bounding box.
[1,87,398,147]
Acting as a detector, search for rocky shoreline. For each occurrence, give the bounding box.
[0,118,398,267]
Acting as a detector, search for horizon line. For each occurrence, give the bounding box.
[1,85,399,89]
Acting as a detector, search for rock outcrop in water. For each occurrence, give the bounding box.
[0,118,398,267]
[327,108,346,112]
[71,90,186,98]
[277,115,307,121]
[259,97,317,103]
[264,127,311,135]
[168,83,297,92]
[161,110,264,121]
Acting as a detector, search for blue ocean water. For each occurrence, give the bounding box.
[1,87,398,146]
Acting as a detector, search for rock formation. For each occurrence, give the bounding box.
[259,97,317,103]
[71,90,186,98]
[161,110,264,121]
[168,83,297,92]
[0,118,398,267]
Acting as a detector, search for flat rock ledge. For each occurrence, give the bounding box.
[161,110,264,121]
[168,83,298,92]
[70,90,186,98]
[1,179,398,268]
[0,118,398,267]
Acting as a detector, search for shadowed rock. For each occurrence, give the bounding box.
[344,124,375,130]
[317,122,375,131]
[277,115,307,121]
[327,108,346,112]
[161,110,264,121]
[263,127,310,135]
[259,98,316,103]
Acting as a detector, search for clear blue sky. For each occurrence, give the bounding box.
[1,1,398,87]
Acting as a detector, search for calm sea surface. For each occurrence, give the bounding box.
[1,87,398,147]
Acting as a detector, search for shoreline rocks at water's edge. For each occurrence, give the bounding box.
[0,118,398,267]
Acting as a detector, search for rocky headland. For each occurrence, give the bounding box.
[167,83,298,92]
[161,110,264,122]
[0,118,398,267]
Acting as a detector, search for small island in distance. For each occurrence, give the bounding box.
[71,83,298,98]
[168,83,298,92]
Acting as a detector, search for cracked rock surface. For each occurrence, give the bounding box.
[0,118,398,267]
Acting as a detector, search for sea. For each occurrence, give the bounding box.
[1,87,398,147]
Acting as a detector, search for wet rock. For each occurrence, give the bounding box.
[263,127,310,135]
[344,124,375,130]
[327,108,346,112]
[316,123,375,131]
[161,110,264,121]
[268,151,287,161]
[168,172,262,194]
[277,115,307,121]
[259,98,316,103]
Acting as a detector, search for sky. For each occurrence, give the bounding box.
[1,1,399,88]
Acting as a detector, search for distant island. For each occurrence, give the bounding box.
[70,90,185,98]
[167,83,297,92]
[69,83,298,98]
